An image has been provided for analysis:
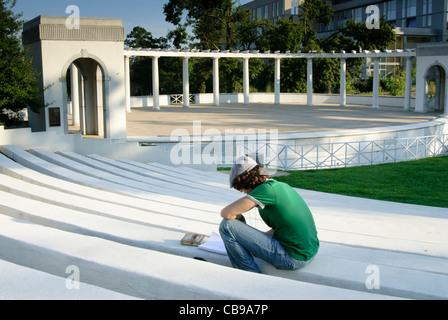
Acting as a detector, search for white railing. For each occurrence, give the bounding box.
[233,134,448,170]
[169,94,195,105]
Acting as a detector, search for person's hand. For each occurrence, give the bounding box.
[235,214,246,223]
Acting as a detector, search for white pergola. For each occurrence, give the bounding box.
[124,48,416,111]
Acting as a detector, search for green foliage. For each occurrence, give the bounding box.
[0,0,46,127]
[164,0,249,50]
[340,17,396,51]
[382,69,406,96]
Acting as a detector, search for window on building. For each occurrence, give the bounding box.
[291,0,299,15]
[257,6,262,19]
[384,0,396,21]
[422,0,432,27]
[422,0,432,14]
[338,10,350,28]
[352,7,362,23]
[407,0,416,17]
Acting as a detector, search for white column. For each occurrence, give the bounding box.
[307,58,313,106]
[213,57,220,106]
[70,64,80,126]
[124,55,131,112]
[152,56,160,110]
[183,57,190,108]
[404,57,413,111]
[274,58,281,105]
[372,57,380,109]
[445,73,448,115]
[96,65,104,137]
[340,58,347,107]
[243,58,250,105]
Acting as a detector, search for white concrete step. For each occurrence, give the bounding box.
[29,147,221,205]
[1,171,447,299]
[0,214,396,300]
[147,162,229,188]
[0,152,222,223]
[0,259,139,300]
[0,145,221,212]
[66,151,239,200]
[0,174,220,235]
[300,188,448,258]
[1,145,447,299]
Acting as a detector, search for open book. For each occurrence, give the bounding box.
[198,232,227,255]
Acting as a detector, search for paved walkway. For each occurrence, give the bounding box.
[126,103,440,137]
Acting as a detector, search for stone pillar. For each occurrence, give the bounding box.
[274,58,281,105]
[445,72,448,116]
[307,58,313,106]
[243,57,250,105]
[213,57,220,106]
[96,65,104,137]
[70,63,80,126]
[183,57,190,108]
[372,57,380,108]
[124,55,131,112]
[152,56,160,110]
[404,57,413,111]
[340,58,347,107]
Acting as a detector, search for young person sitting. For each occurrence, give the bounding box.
[219,156,319,273]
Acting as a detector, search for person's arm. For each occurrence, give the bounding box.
[221,197,256,220]
[265,229,274,237]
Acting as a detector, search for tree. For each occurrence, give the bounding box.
[299,0,334,48]
[0,0,45,126]
[125,26,168,49]
[340,17,396,51]
[124,26,172,95]
[164,0,249,50]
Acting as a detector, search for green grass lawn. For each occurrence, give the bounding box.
[270,156,448,208]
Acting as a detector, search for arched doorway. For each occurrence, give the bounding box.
[66,58,105,136]
[425,65,446,113]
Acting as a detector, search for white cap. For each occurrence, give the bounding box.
[229,156,268,188]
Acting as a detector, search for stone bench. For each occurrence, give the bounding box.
[0,214,394,300]
[1,145,448,299]
[61,151,239,203]
[0,258,139,300]
[0,145,221,213]
[0,152,221,225]
[146,161,230,185]
[29,148,222,205]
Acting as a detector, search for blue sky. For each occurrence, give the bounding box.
[12,0,253,40]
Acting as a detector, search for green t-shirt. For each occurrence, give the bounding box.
[246,180,319,261]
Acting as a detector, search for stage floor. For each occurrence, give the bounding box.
[125,103,441,137]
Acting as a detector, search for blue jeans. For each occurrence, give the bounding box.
[219,219,310,273]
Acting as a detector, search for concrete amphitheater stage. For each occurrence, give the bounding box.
[125,103,441,137]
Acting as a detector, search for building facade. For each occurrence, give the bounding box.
[242,0,448,76]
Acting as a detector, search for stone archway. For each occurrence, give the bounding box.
[425,65,446,113]
[66,58,105,136]
[22,16,126,140]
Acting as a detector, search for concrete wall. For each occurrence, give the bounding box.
[131,93,415,109]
